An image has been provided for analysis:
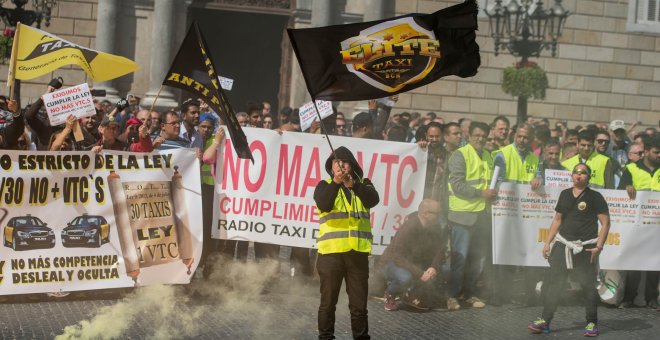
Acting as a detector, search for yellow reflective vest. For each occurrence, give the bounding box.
[201,137,215,186]
[492,144,538,183]
[626,163,660,191]
[562,153,610,188]
[317,179,373,255]
[449,144,493,212]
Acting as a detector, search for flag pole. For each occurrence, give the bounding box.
[312,98,336,154]
[147,84,164,113]
[7,22,21,101]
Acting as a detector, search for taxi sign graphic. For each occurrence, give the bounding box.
[339,18,440,93]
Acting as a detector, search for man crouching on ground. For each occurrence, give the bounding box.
[378,199,446,311]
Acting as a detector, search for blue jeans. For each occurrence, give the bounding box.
[382,262,413,295]
[449,222,488,298]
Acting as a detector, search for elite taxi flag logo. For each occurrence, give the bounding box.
[9,22,138,82]
[163,22,253,161]
[287,0,480,101]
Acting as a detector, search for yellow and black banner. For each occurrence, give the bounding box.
[163,22,253,161]
[9,22,138,82]
[287,0,480,101]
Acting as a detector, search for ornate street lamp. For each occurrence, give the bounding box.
[0,0,57,28]
[485,0,570,125]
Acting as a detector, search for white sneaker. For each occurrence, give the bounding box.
[447,297,461,311]
[465,296,486,308]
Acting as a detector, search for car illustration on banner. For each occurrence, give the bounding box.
[3,214,56,251]
[61,214,111,248]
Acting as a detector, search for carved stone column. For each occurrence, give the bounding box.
[141,0,178,109]
[363,0,393,22]
[94,0,121,101]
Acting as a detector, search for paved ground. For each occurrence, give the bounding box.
[1,249,658,339]
[0,284,658,339]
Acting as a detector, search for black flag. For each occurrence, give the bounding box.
[287,0,480,101]
[163,22,253,161]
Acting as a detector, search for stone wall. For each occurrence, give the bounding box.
[382,0,660,129]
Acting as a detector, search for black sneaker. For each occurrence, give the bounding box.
[404,294,430,311]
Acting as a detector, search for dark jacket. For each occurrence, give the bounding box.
[378,212,446,279]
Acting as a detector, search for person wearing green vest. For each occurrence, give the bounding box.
[314,146,379,340]
[446,122,497,311]
[493,123,540,185]
[561,130,614,189]
[617,136,660,309]
[491,123,541,306]
[199,113,225,279]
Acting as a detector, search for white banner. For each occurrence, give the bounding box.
[42,83,96,126]
[0,149,202,295]
[298,100,333,132]
[492,183,660,270]
[213,128,427,255]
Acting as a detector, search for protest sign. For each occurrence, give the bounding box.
[0,149,202,295]
[42,83,96,126]
[218,76,234,91]
[544,169,572,188]
[213,128,427,255]
[298,100,334,132]
[492,182,660,270]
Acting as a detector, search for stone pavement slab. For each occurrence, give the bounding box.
[1,280,658,340]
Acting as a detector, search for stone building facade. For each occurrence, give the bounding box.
[1,0,658,129]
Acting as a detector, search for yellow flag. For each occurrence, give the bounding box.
[9,22,138,82]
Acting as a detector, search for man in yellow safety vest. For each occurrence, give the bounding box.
[314,146,379,340]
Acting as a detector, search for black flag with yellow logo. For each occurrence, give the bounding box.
[163,22,252,161]
[287,0,480,101]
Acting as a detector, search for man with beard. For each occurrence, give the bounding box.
[491,124,540,306]
[609,120,629,169]
[180,100,202,149]
[594,130,621,178]
[617,136,660,310]
[494,124,539,186]
[562,131,615,189]
[418,122,447,201]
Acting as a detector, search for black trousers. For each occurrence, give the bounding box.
[201,183,217,266]
[317,250,370,340]
[623,271,660,304]
[542,243,599,324]
[254,242,280,260]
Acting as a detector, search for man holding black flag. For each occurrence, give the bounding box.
[314,147,379,340]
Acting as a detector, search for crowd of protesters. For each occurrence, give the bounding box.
[1,80,658,333]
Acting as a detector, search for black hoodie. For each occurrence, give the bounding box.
[314,146,380,213]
